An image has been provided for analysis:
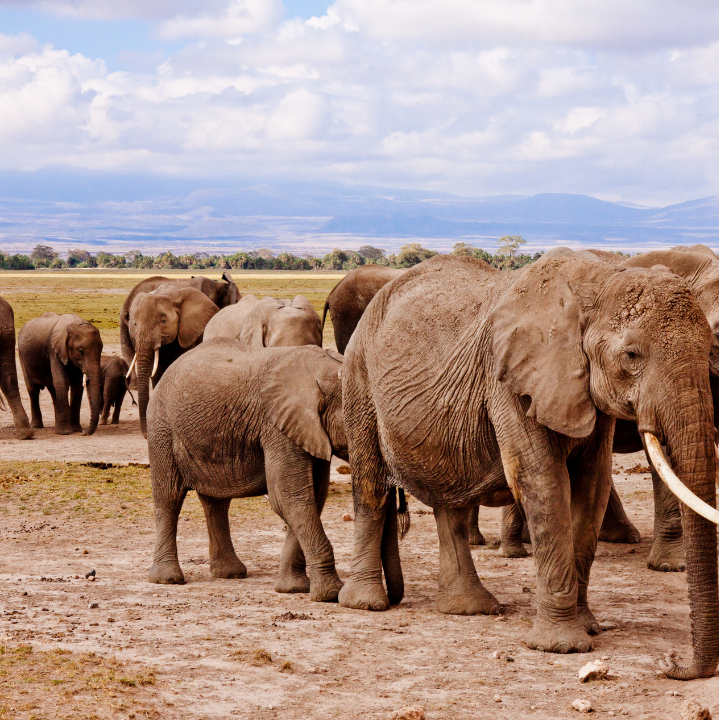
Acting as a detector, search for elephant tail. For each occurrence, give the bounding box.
[127,387,137,406]
[321,297,330,338]
[397,488,410,540]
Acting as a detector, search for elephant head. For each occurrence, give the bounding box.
[128,286,219,436]
[52,315,104,435]
[490,249,719,679]
[240,296,322,348]
[217,271,239,307]
[260,346,347,461]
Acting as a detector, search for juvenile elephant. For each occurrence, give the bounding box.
[19,313,103,435]
[126,286,219,436]
[0,297,33,440]
[146,341,347,601]
[205,295,322,347]
[322,266,404,353]
[339,250,719,680]
[90,355,132,426]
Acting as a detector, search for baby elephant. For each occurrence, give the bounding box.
[146,339,348,602]
[86,356,132,425]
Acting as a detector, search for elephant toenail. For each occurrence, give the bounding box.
[577,641,590,652]
[490,605,500,615]
[659,563,670,572]
[556,642,570,653]
[677,563,686,572]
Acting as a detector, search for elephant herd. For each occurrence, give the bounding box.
[1,246,719,682]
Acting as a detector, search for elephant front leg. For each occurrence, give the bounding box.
[646,468,685,572]
[467,505,486,546]
[499,503,529,558]
[275,529,310,594]
[598,481,641,544]
[69,382,84,433]
[197,494,247,579]
[28,386,43,429]
[434,506,499,615]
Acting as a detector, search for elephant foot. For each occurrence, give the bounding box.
[598,518,641,544]
[31,419,43,429]
[111,419,120,425]
[54,426,74,436]
[468,527,486,546]
[149,560,185,585]
[309,573,343,603]
[71,424,84,434]
[15,427,34,440]
[577,605,601,635]
[99,418,108,426]
[498,542,529,558]
[338,579,389,611]
[275,570,311,594]
[210,557,247,579]
[647,538,686,572]
[525,619,594,654]
[436,580,500,616]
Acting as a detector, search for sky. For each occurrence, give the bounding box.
[1,1,719,206]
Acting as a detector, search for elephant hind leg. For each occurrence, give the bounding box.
[198,494,247,579]
[28,385,43,429]
[598,481,641,544]
[467,505,486,546]
[499,503,529,558]
[646,467,685,572]
[435,506,499,615]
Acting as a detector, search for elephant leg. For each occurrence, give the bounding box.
[111,385,126,424]
[646,465,685,572]
[467,505,486,546]
[266,447,341,602]
[69,382,83,433]
[499,503,529,558]
[28,385,43,429]
[100,380,111,425]
[49,367,72,435]
[598,481,641,543]
[435,506,499,615]
[197,494,247,579]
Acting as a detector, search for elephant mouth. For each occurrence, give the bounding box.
[127,349,160,379]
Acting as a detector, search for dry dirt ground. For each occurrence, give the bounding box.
[0,355,718,718]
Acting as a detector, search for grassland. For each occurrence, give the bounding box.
[0,270,345,346]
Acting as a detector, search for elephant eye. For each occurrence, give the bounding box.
[619,346,642,374]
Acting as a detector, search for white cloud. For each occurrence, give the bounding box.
[0,1,719,203]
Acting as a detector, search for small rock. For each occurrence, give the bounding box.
[666,691,682,697]
[88,602,98,609]
[679,699,712,720]
[83,549,89,555]
[342,513,353,522]
[389,707,425,720]
[85,569,95,579]
[578,660,609,683]
[107,617,115,623]
[522,586,531,593]
[571,699,592,713]
[493,695,502,703]
[492,650,513,661]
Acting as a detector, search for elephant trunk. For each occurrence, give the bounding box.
[85,359,103,436]
[0,323,33,440]
[646,368,719,680]
[135,342,158,438]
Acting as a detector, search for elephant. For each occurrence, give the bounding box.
[120,272,238,375]
[18,313,103,435]
[499,245,719,572]
[322,266,404,353]
[338,250,719,680]
[146,340,348,602]
[89,355,132,426]
[125,285,220,437]
[205,295,322,347]
[0,297,33,440]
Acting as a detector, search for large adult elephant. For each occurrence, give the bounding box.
[339,250,719,680]
[18,313,103,435]
[126,286,220,436]
[0,297,33,440]
[120,272,238,371]
[322,266,404,353]
[205,295,322,347]
[147,341,347,601]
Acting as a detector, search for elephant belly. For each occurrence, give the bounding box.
[177,453,267,500]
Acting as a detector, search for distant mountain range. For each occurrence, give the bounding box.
[0,172,718,257]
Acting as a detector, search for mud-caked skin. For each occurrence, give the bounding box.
[0,297,33,440]
[147,340,349,602]
[340,250,719,680]
[94,355,130,425]
[205,294,322,347]
[18,313,104,436]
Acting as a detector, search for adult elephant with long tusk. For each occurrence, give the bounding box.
[127,286,219,436]
[340,249,719,680]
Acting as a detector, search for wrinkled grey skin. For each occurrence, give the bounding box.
[127,286,220,437]
[19,313,103,435]
[339,250,718,680]
[499,245,719,572]
[91,355,131,426]
[147,340,348,602]
[322,266,404,354]
[0,297,33,440]
[205,295,322,347]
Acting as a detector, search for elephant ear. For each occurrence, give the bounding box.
[50,314,79,365]
[489,260,596,438]
[260,347,334,461]
[221,272,239,304]
[167,288,220,348]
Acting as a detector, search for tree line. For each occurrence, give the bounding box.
[0,237,543,272]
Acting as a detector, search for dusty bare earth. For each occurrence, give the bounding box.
[1,353,718,719]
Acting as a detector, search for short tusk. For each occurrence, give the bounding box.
[151,349,160,378]
[83,373,87,386]
[126,354,137,379]
[645,433,719,525]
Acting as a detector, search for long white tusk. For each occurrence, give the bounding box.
[126,354,137,379]
[83,373,87,386]
[645,433,719,525]
[151,349,160,378]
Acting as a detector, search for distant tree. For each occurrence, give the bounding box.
[496,235,526,257]
[96,252,126,268]
[323,248,349,270]
[358,245,385,261]
[249,248,275,260]
[451,242,475,257]
[67,249,97,268]
[30,244,58,266]
[396,243,437,267]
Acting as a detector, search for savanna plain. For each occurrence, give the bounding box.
[0,270,717,719]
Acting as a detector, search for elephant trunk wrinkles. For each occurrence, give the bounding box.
[85,360,103,435]
[651,368,719,680]
[135,341,156,437]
